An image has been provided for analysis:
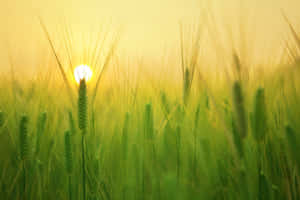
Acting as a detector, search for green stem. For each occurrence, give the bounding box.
[68,175,72,200]
[22,161,26,200]
[82,134,86,200]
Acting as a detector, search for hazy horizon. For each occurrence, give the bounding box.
[1,0,300,75]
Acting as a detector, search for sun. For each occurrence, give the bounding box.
[74,64,93,84]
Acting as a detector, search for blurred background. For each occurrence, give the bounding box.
[0,0,300,75]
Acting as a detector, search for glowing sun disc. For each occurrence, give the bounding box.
[74,65,93,84]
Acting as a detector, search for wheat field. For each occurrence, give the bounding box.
[1,1,300,199]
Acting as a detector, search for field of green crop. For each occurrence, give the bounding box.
[0,18,300,200]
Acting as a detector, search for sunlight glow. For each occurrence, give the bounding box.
[74,64,93,84]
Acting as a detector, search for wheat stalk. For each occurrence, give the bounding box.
[19,115,29,200]
[78,79,88,200]
[64,130,73,200]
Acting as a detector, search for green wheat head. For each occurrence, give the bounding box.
[252,88,268,142]
[232,81,248,139]
[78,79,88,134]
[19,115,29,161]
[35,112,47,155]
[78,79,88,200]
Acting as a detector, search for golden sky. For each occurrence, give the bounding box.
[0,0,300,73]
